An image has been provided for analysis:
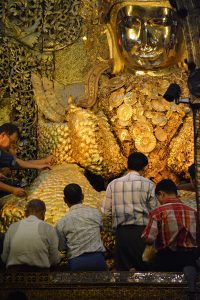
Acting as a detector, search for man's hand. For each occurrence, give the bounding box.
[12,187,27,197]
[0,172,7,180]
[36,163,52,170]
[44,155,54,165]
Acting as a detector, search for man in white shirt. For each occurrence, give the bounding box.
[56,183,107,271]
[1,199,60,270]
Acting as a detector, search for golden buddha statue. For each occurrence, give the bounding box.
[0,0,194,231]
[33,0,193,183]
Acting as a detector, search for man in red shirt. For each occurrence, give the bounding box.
[142,179,198,290]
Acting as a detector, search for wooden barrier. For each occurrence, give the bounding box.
[0,271,200,300]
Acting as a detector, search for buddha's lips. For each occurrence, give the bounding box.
[134,49,163,58]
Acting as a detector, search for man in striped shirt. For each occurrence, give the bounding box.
[56,183,107,271]
[142,179,198,290]
[102,152,157,271]
[142,179,197,268]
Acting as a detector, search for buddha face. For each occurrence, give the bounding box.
[115,5,184,70]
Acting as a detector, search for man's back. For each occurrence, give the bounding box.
[56,204,105,259]
[143,200,197,251]
[102,171,157,228]
[1,215,59,268]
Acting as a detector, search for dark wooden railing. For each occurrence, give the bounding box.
[0,271,200,300]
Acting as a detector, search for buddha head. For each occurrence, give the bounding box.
[99,0,185,73]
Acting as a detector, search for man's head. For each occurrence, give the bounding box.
[0,123,20,151]
[25,199,46,220]
[188,163,196,188]
[128,152,148,171]
[155,179,178,204]
[63,183,83,207]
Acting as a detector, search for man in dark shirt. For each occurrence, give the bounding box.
[0,123,51,198]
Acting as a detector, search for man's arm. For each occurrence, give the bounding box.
[55,223,68,252]
[24,155,53,166]
[0,149,51,170]
[0,171,8,179]
[0,181,26,197]
[147,183,158,211]
[46,225,60,266]
[16,158,51,170]
[101,184,113,228]
[102,184,112,216]
[177,182,195,192]
[141,214,158,245]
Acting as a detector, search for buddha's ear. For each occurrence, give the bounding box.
[105,24,125,74]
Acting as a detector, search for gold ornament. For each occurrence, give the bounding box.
[151,99,167,112]
[124,91,138,106]
[118,129,131,141]
[131,121,153,139]
[152,113,168,126]
[155,127,168,142]
[109,88,125,110]
[117,103,133,122]
[135,132,156,153]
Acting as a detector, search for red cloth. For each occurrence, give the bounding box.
[142,198,197,251]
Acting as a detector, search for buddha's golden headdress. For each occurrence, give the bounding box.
[99,0,173,22]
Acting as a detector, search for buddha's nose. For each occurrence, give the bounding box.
[139,22,153,49]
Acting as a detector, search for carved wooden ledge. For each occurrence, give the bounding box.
[0,271,199,300]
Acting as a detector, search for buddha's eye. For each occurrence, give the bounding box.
[123,16,140,28]
[150,17,171,26]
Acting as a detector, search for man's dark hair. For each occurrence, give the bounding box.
[0,123,20,138]
[64,183,83,205]
[128,152,148,171]
[26,199,46,212]
[155,179,178,196]
[188,163,195,180]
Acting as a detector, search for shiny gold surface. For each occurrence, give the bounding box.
[116,6,184,70]
[0,164,105,232]
[101,0,185,73]
[168,116,194,176]
[135,132,157,153]
[3,0,82,51]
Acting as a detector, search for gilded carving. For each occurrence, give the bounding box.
[4,0,83,51]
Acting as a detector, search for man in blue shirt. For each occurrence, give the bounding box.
[0,123,51,198]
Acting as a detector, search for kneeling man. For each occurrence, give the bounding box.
[1,199,60,270]
[56,183,107,271]
[142,179,198,290]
